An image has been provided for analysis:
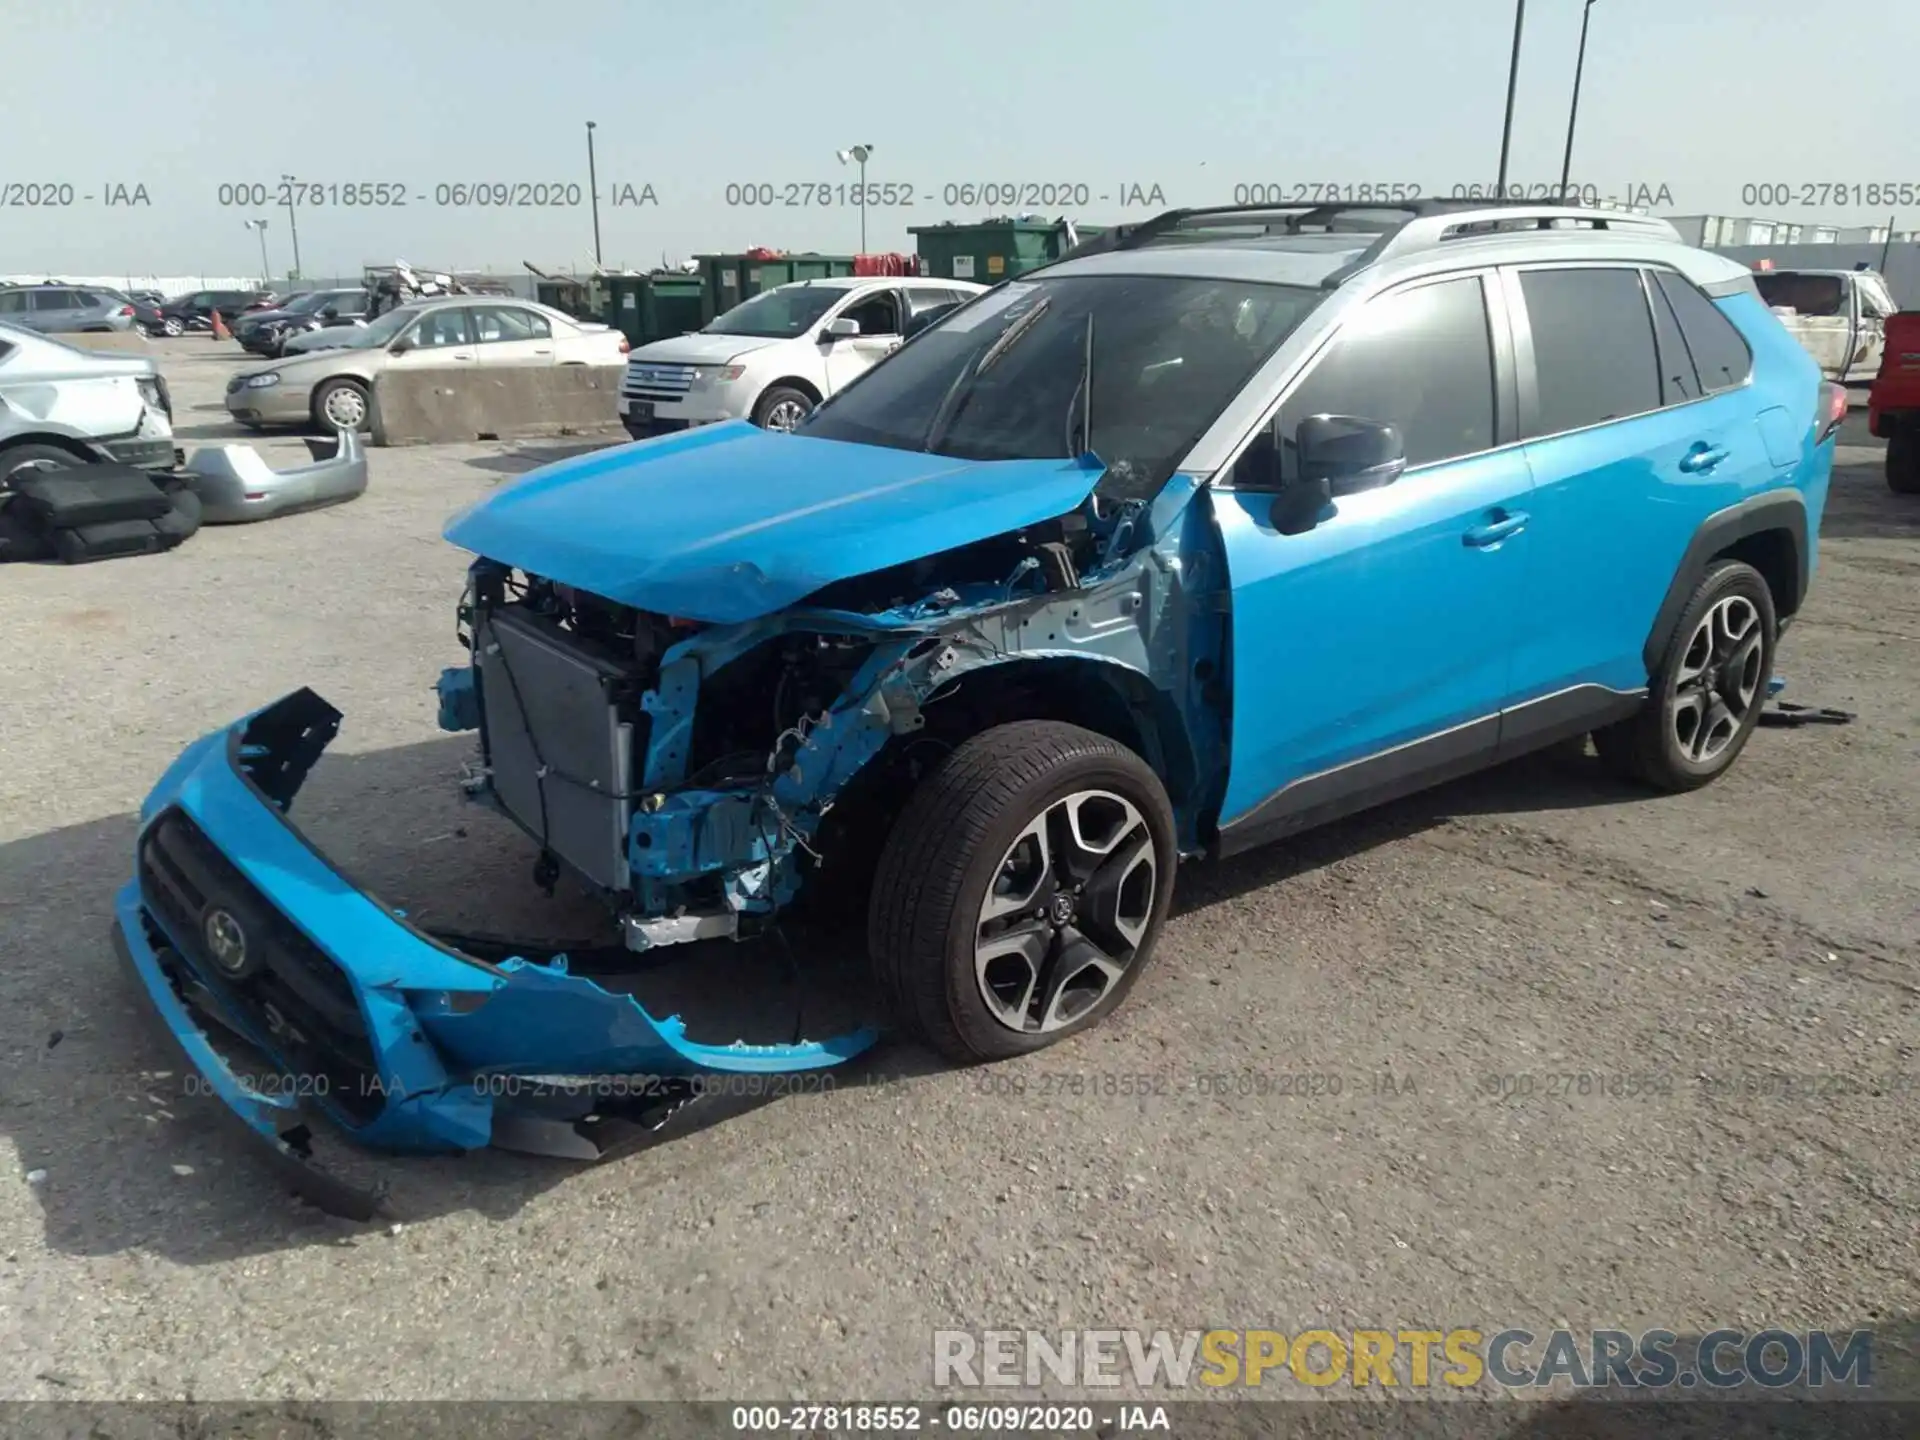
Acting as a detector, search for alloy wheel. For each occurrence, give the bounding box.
[763,397,809,431]
[973,789,1158,1034]
[1669,594,1764,764]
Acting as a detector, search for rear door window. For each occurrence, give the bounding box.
[31,289,73,312]
[1652,272,1753,393]
[1518,267,1661,436]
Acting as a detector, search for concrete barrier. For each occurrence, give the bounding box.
[58,330,158,354]
[370,364,627,447]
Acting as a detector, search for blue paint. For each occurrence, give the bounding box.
[116,699,880,1165]
[443,422,1107,624]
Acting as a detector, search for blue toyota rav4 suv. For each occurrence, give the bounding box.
[117,202,1842,1212]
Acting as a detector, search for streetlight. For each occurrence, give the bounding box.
[280,173,303,280]
[836,144,875,252]
[1558,0,1599,198]
[243,218,271,285]
[585,121,603,267]
[1494,0,1527,198]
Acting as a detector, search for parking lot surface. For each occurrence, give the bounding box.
[1,338,1914,1400]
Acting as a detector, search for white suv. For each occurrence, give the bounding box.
[620,276,986,439]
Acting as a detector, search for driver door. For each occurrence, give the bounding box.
[388,307,477,367]
[823,288,903,389]
[1214,272,1534,845]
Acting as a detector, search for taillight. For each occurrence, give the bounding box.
[619,338,630,354]
[118,305,134,316]
[1817,382,1848,443]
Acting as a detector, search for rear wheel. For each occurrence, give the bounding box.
[869,721,1176,1063]
[1887,423,1920,494]
[1595,559,1775,792]
[312,377,371,433]
[751,385,814,432]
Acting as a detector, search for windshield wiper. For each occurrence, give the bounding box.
[923,296,1052,453]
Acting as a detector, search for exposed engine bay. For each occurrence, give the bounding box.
[436,481,1223,953]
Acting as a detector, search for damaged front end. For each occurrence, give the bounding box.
[115,689,877,1220]
[115,432,1228,1217]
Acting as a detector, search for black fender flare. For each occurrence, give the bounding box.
[1642,490,1807,674]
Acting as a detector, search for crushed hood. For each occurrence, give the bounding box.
[443,421,1104,624]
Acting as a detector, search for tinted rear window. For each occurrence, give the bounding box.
[1653,272,1753,393]
[1520,268,1661,436]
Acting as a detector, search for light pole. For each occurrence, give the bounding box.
[1495,0,1527,198]
[244,218,271,285]
[836,144,875,252]
[1558,0,1598,198]
[585,121,603,267]
[280,173,303,280]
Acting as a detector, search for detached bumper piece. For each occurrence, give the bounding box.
[178,429,368,524]
[115,688,875,1218]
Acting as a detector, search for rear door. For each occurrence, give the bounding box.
[1851,275,1897,382]
[1504,264,1765,705]
[28,288,76,331]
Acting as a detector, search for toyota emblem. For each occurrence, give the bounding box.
[203,909,248,974]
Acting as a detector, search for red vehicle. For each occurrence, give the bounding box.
[1867,311,1920,493]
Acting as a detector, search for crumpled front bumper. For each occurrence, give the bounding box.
[115,688,875,1218]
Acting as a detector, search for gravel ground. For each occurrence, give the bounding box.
[0,339,1914,1403]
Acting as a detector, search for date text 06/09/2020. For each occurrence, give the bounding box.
[722,182,1169,209]
[212,181,661,208]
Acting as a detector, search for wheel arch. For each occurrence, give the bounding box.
[0,429,112,466]
[756,375,823,408]
[1643,490,1807,674]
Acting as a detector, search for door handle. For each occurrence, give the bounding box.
[1463,509,1529,547]
[533,347,552,355]
[1678,444,1729,473]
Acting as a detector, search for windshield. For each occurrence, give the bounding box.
[1754,272,1847,317]
[799,273,1324,500]
[346,307,419,348]
[702,284,844,338]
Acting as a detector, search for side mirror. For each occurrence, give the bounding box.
[1266,414,1404,534]
[1297,414,1405,494]
[318,305,338,319]
[820,317,860,341]
[388,335,413,354]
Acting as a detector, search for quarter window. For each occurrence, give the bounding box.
[1273,275,1497,473]
[1519,268,1660,436]
[1651,271,1752,392]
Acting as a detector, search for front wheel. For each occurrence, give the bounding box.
[869,721,1177,1063]
[161,316,184,337]
[1595,559,1776,792]
[751,385,814,432]
[311,377,371,433]
[1887,424,1920,494]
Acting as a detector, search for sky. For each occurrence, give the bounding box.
[6,0,1918,280]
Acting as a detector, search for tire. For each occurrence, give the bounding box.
[161,316,183,337]
[1887,424,1920,495]
[311,377,371,433]
[751,384,814,432]
[1594,559,1776,792]
[869,720,1177,1063]
[0,442,85,489]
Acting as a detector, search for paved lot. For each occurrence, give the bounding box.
[1,338,1915,1402]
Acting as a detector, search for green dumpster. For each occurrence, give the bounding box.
[603,273,707,347]
[910,219,1105,283]
[695,252,860,324]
